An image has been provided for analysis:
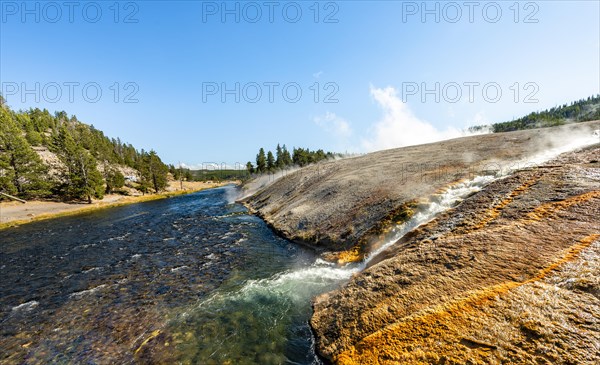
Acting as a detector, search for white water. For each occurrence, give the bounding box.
[215,175,496,308]
[181,174,498,364]
[210,128,600,310]
[69,284,108,299]
[11,300,39,312]
[361,129,599,269]
[182,130,599,363]
[199,264,359,310]
[360,174,497,268]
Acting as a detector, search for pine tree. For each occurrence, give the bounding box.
[54,126,104,203]
[0,108,51,198]
[171,164,182,180]
[26,130,43,146]
[139,150,168,193]
[104,165,125,194]
[293,147,310,166]
[246,161,254,174]
[256,148,266,173]
[275,144,283,169]
[281,145,292,167]
[266,151,275,172]
[0,103,174,200]
[0,148,16,196]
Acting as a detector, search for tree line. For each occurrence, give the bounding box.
[469,94,600,134]
[246,144,337,174]
[0,99,169,203]
[168,165,248,182]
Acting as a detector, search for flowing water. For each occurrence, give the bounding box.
[0,182,496,364]
[0,187,341,364]
[2,137,595,364]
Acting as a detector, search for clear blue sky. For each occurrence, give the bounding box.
[1,1,599,167]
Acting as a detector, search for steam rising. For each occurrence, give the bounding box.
[521,127,600,166]
[232,168,302,203]
[362,86,463,151]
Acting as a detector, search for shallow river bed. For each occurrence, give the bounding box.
[0,186,350,364]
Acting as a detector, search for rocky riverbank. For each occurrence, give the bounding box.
[311,145,599,364]
[242,121,599,364]
[243,121,599,262]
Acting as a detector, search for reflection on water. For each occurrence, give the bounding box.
[0,186,344,364]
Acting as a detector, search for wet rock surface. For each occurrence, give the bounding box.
[310,146,600,364]
[243,121,600,256]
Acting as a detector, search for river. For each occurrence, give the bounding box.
[0,186,354,364]
[1,174,502,364]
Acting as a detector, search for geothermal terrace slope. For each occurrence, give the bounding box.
[243,121,599,256]
[311,145,600,364]
[243,121,599,364]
